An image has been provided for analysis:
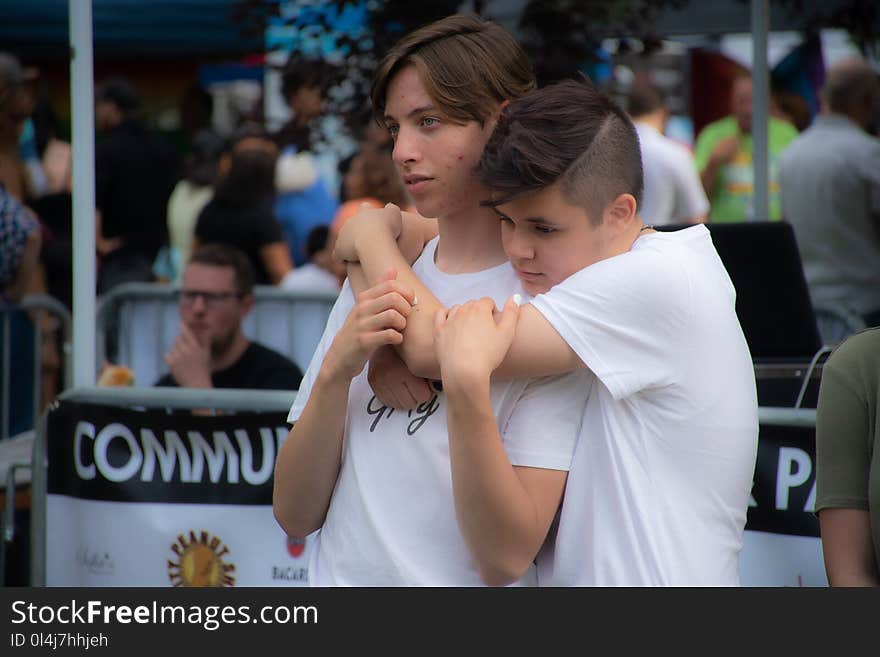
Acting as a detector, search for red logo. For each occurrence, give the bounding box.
[286,536,306,558]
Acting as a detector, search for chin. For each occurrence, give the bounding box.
[523,281,550,296]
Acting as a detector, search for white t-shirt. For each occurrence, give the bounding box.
[636,122,709,226]
[531,225,758,586]
[287,237,589,586]
[280,263,341,293]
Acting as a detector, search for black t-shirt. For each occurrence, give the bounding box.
[195,196,284,285]
[155,342,303,390]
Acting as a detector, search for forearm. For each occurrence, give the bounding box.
[444,373,553,586]
[700,159,721,197]
[273,367,350,538]
[352,229,444,378]
[819,509,880,586]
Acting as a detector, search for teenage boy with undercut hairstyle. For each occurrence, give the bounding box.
[338,79,759,586]
[272,14,590,587]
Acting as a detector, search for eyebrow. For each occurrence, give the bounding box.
[491,206,558,226]
[383,105,437,124]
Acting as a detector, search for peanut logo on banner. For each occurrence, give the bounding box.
[167,530,236,587]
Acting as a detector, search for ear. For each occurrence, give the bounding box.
[603,193,638,234]
[485,100,509,131]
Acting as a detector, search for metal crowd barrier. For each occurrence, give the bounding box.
[95,282,338,386]
[19,387,815,587]
[1,294,72,441]
[26,385,297,586]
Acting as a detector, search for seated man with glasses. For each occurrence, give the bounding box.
[155,243,303,390]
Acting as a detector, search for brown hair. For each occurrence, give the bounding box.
[370,14,535,127]
[188,243,255,295]
[477,78,643,225]
[627,82,666,118]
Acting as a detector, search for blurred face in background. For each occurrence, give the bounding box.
[179,263,252,357]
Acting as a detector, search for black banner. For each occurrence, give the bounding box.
[746,424,818,537]
[47,401,289,505]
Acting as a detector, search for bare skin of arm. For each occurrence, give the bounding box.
[272,274,414,538]
[818,508,880,586]
[337,206,582,381]
[699,135,739,198]
[436,297,567,585]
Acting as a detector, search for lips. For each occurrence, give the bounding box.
[403,174,433,194]
[514,267,544,282]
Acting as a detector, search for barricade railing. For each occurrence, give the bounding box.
[95,282,338,386]
[1,294,72,441]
[21,389,818,587]
[28,386,297,586]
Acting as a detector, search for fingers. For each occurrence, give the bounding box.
[496,295,521,334]
[356,278,415,307]
[357,288,413,324]
[434,308,447,334]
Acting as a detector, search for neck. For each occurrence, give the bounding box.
[434,204,508,274]
[636,111,665,133]
[212,333,250,372]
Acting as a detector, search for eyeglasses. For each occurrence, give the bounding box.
[176,289,244,307]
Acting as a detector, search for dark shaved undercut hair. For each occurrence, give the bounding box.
[477,78,643,225]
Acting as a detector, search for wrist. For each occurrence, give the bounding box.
[441,362,491,397]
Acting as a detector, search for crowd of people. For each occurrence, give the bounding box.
[1,13,878,586]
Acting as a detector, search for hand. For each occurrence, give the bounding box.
[323,268,415,381]
[333,203,404,263]
[96,234,124,257]
[433,296,520,387]
[710,135,740,166]
[368,346,434,410]
[164,322,213,388]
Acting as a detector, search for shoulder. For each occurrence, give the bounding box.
[769,117,799,141]
[697,117,734,142]
[827,328,880,371]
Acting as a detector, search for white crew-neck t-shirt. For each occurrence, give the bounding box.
[531,225,758,586]
[287,237,590,586]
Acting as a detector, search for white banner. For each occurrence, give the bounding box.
[47,497,313,587]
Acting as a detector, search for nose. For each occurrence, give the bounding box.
[190,294,207,313]
[503,225,535,261]
[392,126,420,167]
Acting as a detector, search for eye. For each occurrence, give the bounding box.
[420,116,439,128]
[534,225,557,234]
[386,124,399,139]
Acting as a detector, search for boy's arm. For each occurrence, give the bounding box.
[436,298,569,586]
[272,274,414,538]
[340,206,582,380]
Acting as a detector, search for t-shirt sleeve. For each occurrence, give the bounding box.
[814,351,871,512]
[500,371,590,471]
[529,249,687,400]
[286,279,356,423]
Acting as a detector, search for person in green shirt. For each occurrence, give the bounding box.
[694,73,798,222]
[815,327,880,586]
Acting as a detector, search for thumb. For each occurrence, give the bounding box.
[497,295,521,336]
[433,308,446,336]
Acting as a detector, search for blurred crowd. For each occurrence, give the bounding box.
[1,47,878,406]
